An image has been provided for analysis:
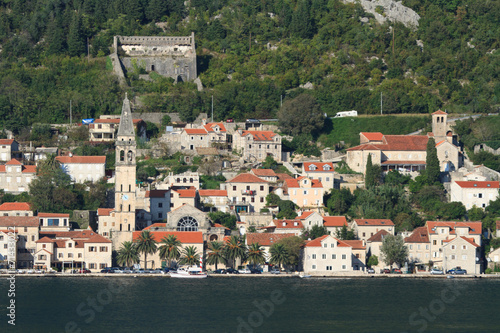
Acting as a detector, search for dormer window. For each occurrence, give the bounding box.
[309,165,316,171]
[282,222,286,227]
[294,222,298,226]
[474,184,477,187]
[323,165,330,170]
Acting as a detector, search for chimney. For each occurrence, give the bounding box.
[202,118,207,125]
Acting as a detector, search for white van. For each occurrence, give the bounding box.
[334,110,358,118]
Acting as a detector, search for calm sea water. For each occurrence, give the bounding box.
[1,276,499,332]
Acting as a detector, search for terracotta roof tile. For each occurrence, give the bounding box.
[404,227,429,243]
[297,211,314,220]
[323,216,348,227]
[145,190,170,198]
[144,223,168,230]
[36,236,55,243]
[303,162,334,172]
[246,233,296,246]
[203,122,227,132]
[38,213,70,218]
[56,155,106,164]
[241,130,277,141]
[251,169,277,177]
[0,139,14,145]
[361,132,384,141]
[227,173,268,183]
[132,231,203,244]
[342,240,366,250]
[0,216,39,227]
[354,219,394,226]
[348,135,429,152]
[367,230,390,242]
[213,223,230,230]
[22,165,36,173]
[285,177,322,188]
[184,128,208,135]
[0,202,31,211]
[276,173,294,181]
[273,219,304,229]
[174,189,197,198]
[97,208,114,216]
[432,110,447,115]
[454,181,500,189]
[305,235,351,247]
[6,159,22,165]
[426,221,482,235]
[199,190,227,197]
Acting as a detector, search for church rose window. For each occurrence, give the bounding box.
[177,216,199,231]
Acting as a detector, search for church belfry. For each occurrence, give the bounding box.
[115,94,137,232]
[431,109,448,142]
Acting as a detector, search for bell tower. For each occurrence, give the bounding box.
[432,110,448,142]
[115,93,136,232]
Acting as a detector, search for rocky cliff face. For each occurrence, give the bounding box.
[344,0,420,29]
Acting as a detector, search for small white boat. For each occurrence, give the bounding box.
[299,274,312,279]
[170,266,207,279]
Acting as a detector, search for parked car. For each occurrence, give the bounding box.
[133,269,146,274]
[112,267,124,273]
[447,268,467,275]
[391,268,402,274]
[430,268,444,275]
[213,269,226,274]
[79,269,91,274]
[226,118,234,123]
[161,268,171,274]
[270,268,280,274]
[382,268,391,274]
[100,268,114,273]
[122,268,133,274]
[250,269,262,274]
[226,268,240,274]
[367,268,375,274]
[239,268,251,274]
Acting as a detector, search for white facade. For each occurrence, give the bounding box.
[449,181,500,209]
[56,155,106,183]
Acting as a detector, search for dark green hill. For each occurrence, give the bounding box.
[0,0,498,133]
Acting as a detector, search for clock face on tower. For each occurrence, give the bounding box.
[122,194,129,201]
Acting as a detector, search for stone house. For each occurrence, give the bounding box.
[171,189,199,210]
[322,216,348,235]
[0,229,17,266]
[246,233,297,263]
[96,208,115,238]
[56,155,106,184]
[145,190,171,222]
[302,162,336,191]
[0,159,36,194]
[250,169,278,183]
[88,116,146,142]
[404,226,431,271]
[233,130,282,162]
[0,216,40,268]
[366,230,390,270]
[343,240,366,270]
[442,236,480,274]
[449,181,500,209]
[198,190,229,212]
[283,176,324,209]
[0,139,20,162]
[0,202,33,217]
[223,173,270,213]
[303,235,353,274]
[351,219,395,242]
[261,219,304,236]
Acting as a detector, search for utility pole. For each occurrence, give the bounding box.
[70,100,72,125]
[392,27,395,55]
[380,92,383,115]
[280,95,283,107]
[211,95,214,122]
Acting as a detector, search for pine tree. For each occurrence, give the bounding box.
[290,0,314,39]
[67,14,86,57]
[46,18,66,56]
[426,137,440,185]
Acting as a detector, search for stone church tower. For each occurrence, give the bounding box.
[431,110,448,142]
[114,94,137,232]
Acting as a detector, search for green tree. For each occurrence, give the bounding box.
[367,255,379,267]
[207,241,226,270]
[224,236,247,268]
[365,154,375,188]
[380,234,409,268]
[116,241,139,267]
[336,225,356,240]
[247,243,266,268]
[384,170,411,186]
[261,155,278,170]
[270,243,289,270]
[158,234,182,268]
[277,94,324,136]
[468,205,486,221]
[209,211,237,230]
[277,200,298,219]
[179,246,201,266]
[277,236,304,269]
[301,225,328,240]
[67,13,86,57]
[266,193,281,206]
[426,137,440,185]
[326,188,354,215]
[135,230,158,269]
[161,115,172,127]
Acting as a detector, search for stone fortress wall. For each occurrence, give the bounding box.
[112,33,197,84]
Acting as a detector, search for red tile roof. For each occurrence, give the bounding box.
[246,233,297,246]
[404,227,429,243]
[38,213,70,218]
[22,165,36,173]
[348,135,429,152]
[132,231,203,244]
[97,208,114,216]
[426,221,482,235]
[0,202,31,211]
[454,181,500,189]
[6,159,22,165]
[213,223,230,230]
[297,211,314,220]
[285,177,323,188]
[323,216,348,227]
[184,128,208,135]
[276,173,294,181]
[251,169,277,177]
[305,235,351,247]
[198,190,227,197]
[354,219,394,226]
[174,189,197,198]
[39,230,96,239]
[273,219,304,229]
[0,139,14,145]
[56,155,106,164]
[0,216,39,227]
[203,122,227,132]
[367,230,390,242]
[145,190,170,198]
[85,233,112,244]
[303,162,334,172]
[432,110,447,115]
[227,173,268,183]
[342,240,366,250]
[241,130,277,141]
[144,223,168,230]
[443,236,479,248]
[36,236,54,243]
[361,132,384,141]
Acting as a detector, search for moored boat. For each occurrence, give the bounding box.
[170,266,207,279]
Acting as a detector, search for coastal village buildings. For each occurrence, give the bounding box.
[0,202,33,216]
[88,115,146,142]
[351,219,395,242]
[302,162,336,191]
[449,181,500,209]
[283,176,324,210]
[0,159,36,194]
[199,190,228,212]
[179,122,229,152]
[56,155,106,183]
[233,130,282,162]
[366,230,390,270]
[0,139,20,161]
[303,235,354,274]
[223,173,269,213]
[0,216,40,268]
[246,233,296,262]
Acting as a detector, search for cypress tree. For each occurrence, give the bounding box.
[365,153,375,188]
[67,14,86,57]
[426,137,440,185]
[46,18,66,56]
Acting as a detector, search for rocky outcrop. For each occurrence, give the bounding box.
[343,0,420,29]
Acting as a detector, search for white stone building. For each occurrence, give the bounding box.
[56,155,106,183]
[449,181,500,209]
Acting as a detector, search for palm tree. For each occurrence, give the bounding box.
[116,241,139,267]
[207,241,226,270]
[270,243,289,270]
[158,234,182,268]
[247,242,266,269]
[135,230,157,269]
[224,236,247,268]
[179,246,200,266]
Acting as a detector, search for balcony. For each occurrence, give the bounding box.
[241,190,256,195]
